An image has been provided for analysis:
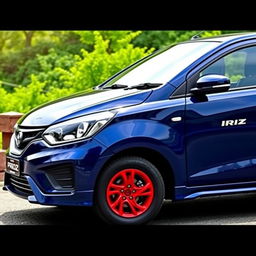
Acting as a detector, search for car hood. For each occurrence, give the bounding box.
[19,89,152,126]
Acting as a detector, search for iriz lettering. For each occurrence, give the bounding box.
[221,119,247,127]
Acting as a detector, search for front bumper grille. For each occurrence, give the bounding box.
[14,125,45,150]
[9,173,33,196]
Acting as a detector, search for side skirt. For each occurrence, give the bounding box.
[175,181,256,200]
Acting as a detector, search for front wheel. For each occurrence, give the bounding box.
[95,157,165,225]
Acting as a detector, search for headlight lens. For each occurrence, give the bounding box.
[42,111,115,145]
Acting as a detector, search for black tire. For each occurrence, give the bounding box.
[94,156,165,225]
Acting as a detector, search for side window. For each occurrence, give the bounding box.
[200,46,256,89]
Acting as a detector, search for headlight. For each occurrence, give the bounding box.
[42,111,115,145]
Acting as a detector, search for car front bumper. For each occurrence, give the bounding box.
[4,138,111,206]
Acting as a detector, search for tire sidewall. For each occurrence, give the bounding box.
[95,157,165,225]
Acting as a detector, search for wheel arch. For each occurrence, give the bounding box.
[94,146,175,200]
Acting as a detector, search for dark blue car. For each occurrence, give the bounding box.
[4,32,256,225]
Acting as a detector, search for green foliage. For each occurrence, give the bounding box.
[34,48,77,89]
[57,31,153,91]
[0,75,45,113]
[75,31,142,52]
[0,32,86,88]
[0,41,56,87]
[0,31,24,53]
[132,30,222,49]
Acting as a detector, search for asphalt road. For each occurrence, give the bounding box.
[2,181,256,225]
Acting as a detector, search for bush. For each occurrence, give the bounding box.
[0,41,55,87]
[0,75,46,113]
[57,31,153,91]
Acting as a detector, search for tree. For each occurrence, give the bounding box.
[0,31,23,53]
[0,32,13,52]
[58,31,153,91]
[23,31,35,48]
[132,30,223,50]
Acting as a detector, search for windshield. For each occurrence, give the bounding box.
[102,41,220,88]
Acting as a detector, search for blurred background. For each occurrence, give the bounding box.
[0,30,251,147]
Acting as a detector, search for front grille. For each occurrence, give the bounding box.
[44,164,74,190]
[14,125,45,150]
[9,173,33,195]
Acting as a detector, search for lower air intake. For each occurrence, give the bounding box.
[9,173,33,196]
[44,164,74,190]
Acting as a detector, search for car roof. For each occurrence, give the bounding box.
[190,32,256,44]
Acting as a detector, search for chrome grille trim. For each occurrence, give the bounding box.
[10,125,46,155]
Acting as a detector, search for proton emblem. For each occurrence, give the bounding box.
[16,131,23,147]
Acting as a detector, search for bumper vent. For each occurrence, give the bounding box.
[8,173,33,196]
[44,164,74,190]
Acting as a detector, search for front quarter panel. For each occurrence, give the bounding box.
[94,98,186,186]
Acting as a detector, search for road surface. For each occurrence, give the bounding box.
[1,181,256,225]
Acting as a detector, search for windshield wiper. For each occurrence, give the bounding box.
[102,82,162,90]
[126,83,163,90]
[103,84,128,89]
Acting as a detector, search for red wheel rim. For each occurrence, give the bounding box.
[106,169,154,218]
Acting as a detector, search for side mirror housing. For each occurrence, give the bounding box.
[190,75,230,95]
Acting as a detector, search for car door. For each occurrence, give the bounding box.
[186,45,256,186]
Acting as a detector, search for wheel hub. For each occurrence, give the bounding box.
[106,169,154,218]
[124,188,132,196]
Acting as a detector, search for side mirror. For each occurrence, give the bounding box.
[190,75,230,95]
